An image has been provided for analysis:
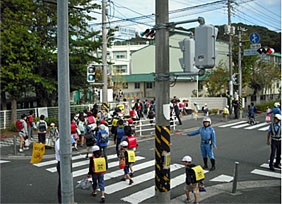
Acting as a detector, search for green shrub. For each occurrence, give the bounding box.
[209,109,219,115]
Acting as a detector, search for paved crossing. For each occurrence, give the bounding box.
[29,152,281,204]
[218,121,271,131]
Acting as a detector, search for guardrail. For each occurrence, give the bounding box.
[133,118,177,136]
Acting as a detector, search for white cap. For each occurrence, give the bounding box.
[226,105,229,108]
[182,156,192,162]
[194,102,197,105]
[92,145,100,152]
[99,124,106,130]
[274,102,280,107]
[204,103,207,106]
[120,141,128,147]
[274,114,282,121]
[203,117,211,124]
[50,123,55,126]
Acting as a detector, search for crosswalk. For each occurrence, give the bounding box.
[218,121,271,131]
[31,153,281,204]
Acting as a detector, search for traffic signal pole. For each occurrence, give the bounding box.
[57,1,74,203]
[102,0,108,102]
[154,0,170,203]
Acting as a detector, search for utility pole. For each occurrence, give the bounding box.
[238,27,246,119]
[57,1,73,203]
[228,0,233,114]
[102,0,108,102]
[238,27,242,119]
[154,0,170,203]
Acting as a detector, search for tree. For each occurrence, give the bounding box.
[1,0,102,123]
[248,60,281,96]
[202,62,229,97]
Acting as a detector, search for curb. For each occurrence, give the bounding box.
[171,179,281,203]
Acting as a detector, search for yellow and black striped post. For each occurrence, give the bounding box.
[102,102,109,113]
[155,125,170,193]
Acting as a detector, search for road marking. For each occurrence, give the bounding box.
[251,169,281,179]
[231,123,250,128]
[34,154,85,167]
[79,160,156,184]
[0,160,10,164]
[46,155,145,174]
[218,121,246,127]
[258,126,269,131]
[260,163,281,171]
[210,174,233,182]
[105,163,183,194]
[121,169,209,203]
[244,122,269,130]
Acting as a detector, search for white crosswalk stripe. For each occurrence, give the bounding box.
[251,162,281,179]
[32,152,281,204]
[218,121,270,131]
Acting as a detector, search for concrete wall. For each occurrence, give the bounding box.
[182,97,228,110]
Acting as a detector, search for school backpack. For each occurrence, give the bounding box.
[126,136,137,149]
[16,120,23,131]
[93,157,106,173]
[38,121,47,132]
[71,122,77,133]
[87,116,95,124]
[117,126,125,139]
[99,129,109,143]
[186,165,205,184]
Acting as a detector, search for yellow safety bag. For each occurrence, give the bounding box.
[30,142,46,164]
[127,150,136,163]
[93,157,106,173]
[191,165,205,181]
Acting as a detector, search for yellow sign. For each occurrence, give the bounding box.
[192,165,205,181]
[127,150,136,163]
[30,142,46,164]
[94,157,106,173]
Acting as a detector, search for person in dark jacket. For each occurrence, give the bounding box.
[182,156,199,204]
[88,145,106,203]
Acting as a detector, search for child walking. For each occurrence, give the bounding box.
[182,156,199,204]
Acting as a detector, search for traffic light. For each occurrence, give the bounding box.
[140,29,155,38]
[195,24,218,69]
[178,38,198,73]
[232,73,239,85]
[257,47,275,54]
[87,65,95,83]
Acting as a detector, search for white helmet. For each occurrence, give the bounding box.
[120,141,128,147]
[181,156,192,162]
[274,102,280,107]
[274,114,282,121]
[203,117,211,124]
[92,145,100,152]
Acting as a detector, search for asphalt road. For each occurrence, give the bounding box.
[1,113,281,203]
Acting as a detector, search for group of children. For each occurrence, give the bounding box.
[86,117,138,203]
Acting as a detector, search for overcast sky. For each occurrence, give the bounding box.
[90,0,281,35]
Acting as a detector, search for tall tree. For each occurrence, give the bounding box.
[1,0,102,122]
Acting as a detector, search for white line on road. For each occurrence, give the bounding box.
[244,122,269,130]
[251,169,281,179]
[218,121,246,128]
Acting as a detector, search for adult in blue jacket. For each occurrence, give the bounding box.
[267,102,281,115]
[187,117,217,171]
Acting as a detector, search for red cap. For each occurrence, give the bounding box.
[101,120,106,124]
[128,118,133,124]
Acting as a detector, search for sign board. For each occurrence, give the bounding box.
[243,49,258,56]
[250,43,261,49]
[249,32,260,44]
[119,27,136,38]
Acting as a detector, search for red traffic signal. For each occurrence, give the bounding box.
[257,47,275,55]
[140,29,155,38]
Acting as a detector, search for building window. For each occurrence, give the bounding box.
[135,83,140,89]
[113,65,128,74]
[113,51,127,60]
[146,82,153,89]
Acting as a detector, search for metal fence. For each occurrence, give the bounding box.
[0,105,92,129]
